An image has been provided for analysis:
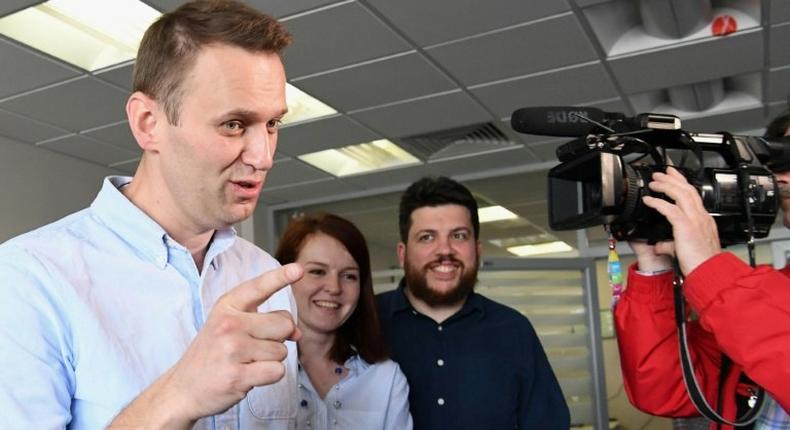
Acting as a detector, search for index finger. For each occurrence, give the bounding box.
[221,263,303,312]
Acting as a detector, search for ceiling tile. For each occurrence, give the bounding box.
[470,63,617,119]
[0,39,80,99]
[609,30,763,94]
[365,0,569,46]
[426,13,597,86]
[146,0,343,17]
[350,91,492,138]
[770,23,790,67]
[766,67,790,103]
[0,77,129,131]
[82,121,140,153]
[261,177,362,204]
[0,0,42,16]
[249,0,342,18]
[291,52,457,112]
[771,0,790,24]
[38,135,139,165]
[94,62,135,91]
[426,146,540,178]
[0,107,69,144]
[281,2,409,78]
[278,114,380,156]
[266,158,333,188]
[142,0,180,12]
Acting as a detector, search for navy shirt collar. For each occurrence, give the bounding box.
[390,277,486,322]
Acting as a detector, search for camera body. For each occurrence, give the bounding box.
[537,111,783,245]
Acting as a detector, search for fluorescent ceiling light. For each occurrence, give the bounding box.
[478,205,518,223]
[507,241,573,257]
[282,84,337,125]
[299,140,421,177]
[0,0,160,71]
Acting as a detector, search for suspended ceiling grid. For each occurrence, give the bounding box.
[1,0,789,267]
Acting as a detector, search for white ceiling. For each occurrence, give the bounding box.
[1,0,789,269]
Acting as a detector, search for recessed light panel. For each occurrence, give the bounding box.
[299,140,420,177]
[0,0,161,71]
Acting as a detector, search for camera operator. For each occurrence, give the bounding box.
[613,112,790,429]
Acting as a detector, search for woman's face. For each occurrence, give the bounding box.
[292,232,361,336]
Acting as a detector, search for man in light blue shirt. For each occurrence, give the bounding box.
[0,1,303,428]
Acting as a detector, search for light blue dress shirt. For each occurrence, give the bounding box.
[0,176,298,430]
[297,356,412,429]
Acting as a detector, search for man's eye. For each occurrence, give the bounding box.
[267,119,282,130]
[308,269,325,276]
[453,232,468,240]
[222,121,244,133]
[418,234,433,242]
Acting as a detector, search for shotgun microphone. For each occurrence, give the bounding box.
[510,106,608,137]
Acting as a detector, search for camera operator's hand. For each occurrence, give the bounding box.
[641,167,721,275]
[628,240,673,273]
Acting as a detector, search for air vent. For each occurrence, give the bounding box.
[398,122,519,162]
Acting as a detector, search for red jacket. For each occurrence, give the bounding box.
[614,252,790,429]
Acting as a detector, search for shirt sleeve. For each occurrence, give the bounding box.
[684,252,790,411]
[517,321,570,429]
[0,247,74,429]
[614,262,724,416]
[383,361,413,430]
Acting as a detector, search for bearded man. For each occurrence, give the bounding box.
[376,176,569,430]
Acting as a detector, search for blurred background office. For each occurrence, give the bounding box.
[1,0,788,428]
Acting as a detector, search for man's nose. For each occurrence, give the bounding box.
[242,129,275,170]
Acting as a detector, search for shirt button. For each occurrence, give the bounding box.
[412,310,418,315]
[437,359,444,366]
[437,325,443,332]
[300,399,308,408]
[334,400,342,409]
[437,398,445,406]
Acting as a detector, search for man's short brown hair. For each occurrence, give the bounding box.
[132,0,292,125]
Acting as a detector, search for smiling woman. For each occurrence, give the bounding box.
[275,213,413,430]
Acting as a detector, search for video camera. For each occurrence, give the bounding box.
[510,106,790,245]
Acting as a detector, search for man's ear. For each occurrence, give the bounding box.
[397,242,406,268]
[126,91,161,152]
[476,240,482,260]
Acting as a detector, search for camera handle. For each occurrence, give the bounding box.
[672,250,766,426]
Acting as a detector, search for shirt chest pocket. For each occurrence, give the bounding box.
[242,344,298,427]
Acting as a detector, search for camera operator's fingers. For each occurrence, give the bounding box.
[642,193,720,275]
[242,360,288,388]
[220,263,303,313]
[653,241,676,259]
[628,240,673,272]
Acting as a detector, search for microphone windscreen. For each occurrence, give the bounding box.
[511,106,606,137]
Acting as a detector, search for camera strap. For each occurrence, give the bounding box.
[673,263,766,427]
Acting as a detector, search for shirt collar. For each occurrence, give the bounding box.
[89,176,237,270]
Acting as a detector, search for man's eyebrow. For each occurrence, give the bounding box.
[216,108,289,121]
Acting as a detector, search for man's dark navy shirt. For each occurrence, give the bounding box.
[376,283,569,430]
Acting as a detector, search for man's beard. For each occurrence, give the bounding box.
[404,254,479,307]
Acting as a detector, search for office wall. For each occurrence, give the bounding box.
[0,136,116,242]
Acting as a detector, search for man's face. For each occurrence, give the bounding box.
[397,204,481,306]
[155,44,287,232]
